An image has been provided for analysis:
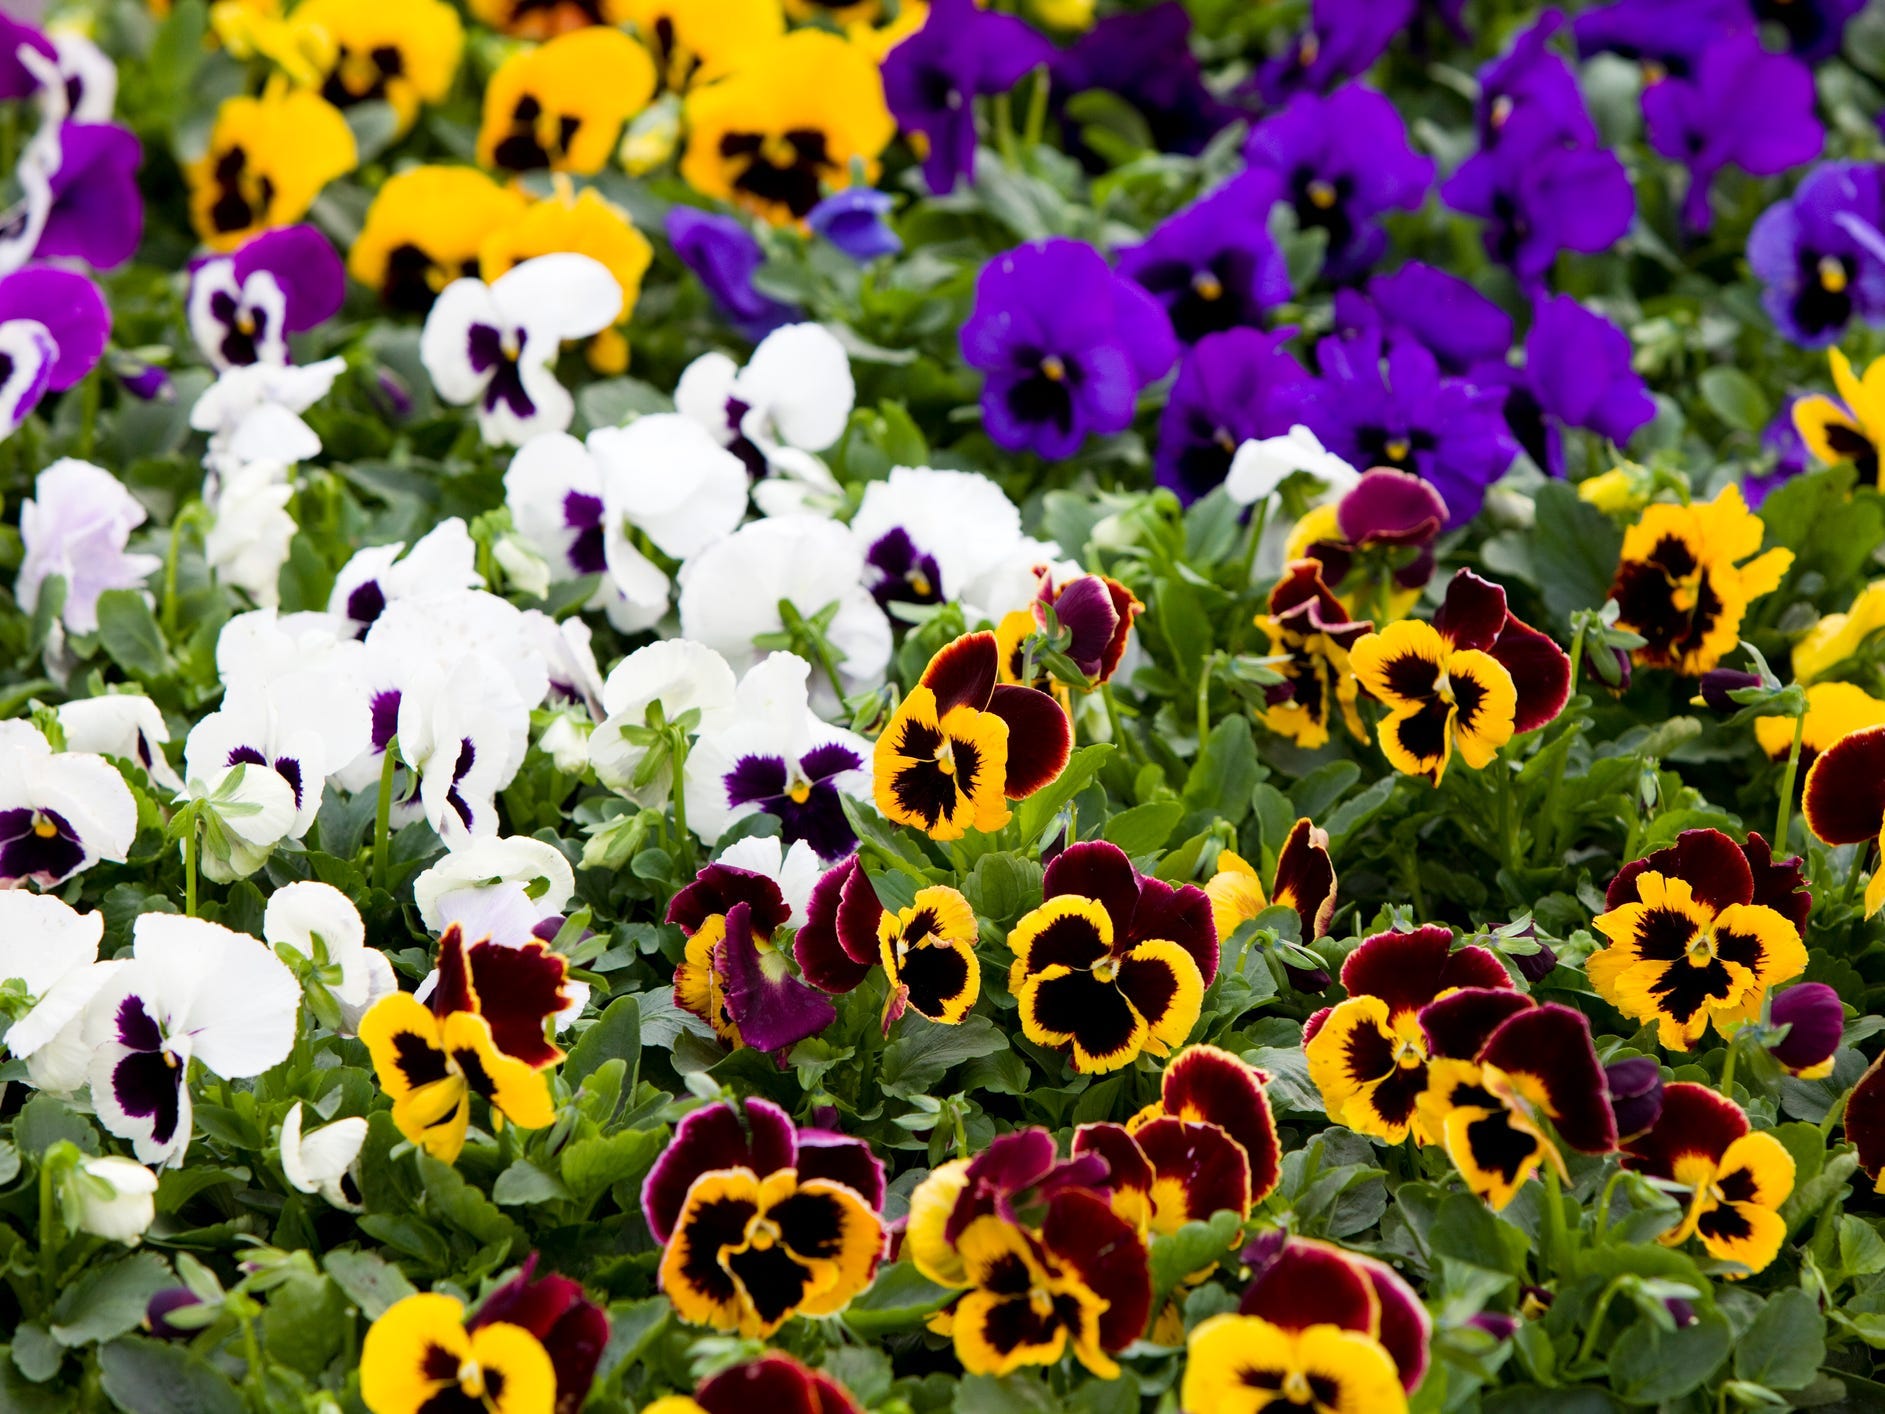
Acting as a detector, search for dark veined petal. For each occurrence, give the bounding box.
[1351,618,1446,713]
[1270,559,1372,644]
[1442,648,1518,770]
[1344,1252,1433,1393]
[1041,1187,1152,1355]
[1489,612,1573,734]
[432,923,476,1016]
[1741,832,1812,938]
[694,1353,865,1414]
[1339,925,1511,1018]
[1271,817,1338,943]
[1479,1002,1618,1154]
[466,1256,608,1412]
[1237,1229,1379,1333]
[1042,839,1141,928]
[1134,1116,1252,1227]
[1182,1314,1408,1414]
[1071,1122,1155,1204]
[1848,1050,1885,1193]
[1692,1133,1795,1274]
[921,631,999,716]
[767,1176,886,1319]
[1424,1060,1550,1211]
[1432,568,1509,653]
[795,1129,887,1212]
[985,683,1072,798]
[465,937,571,1069]
[361,1293,557,1414]
[1304,996,1405,1137]
[1152,1044,1281,1203]
[440,1010,556,1133]
[659,1168,764,1330]
[641,1097,798,1244]
[1622,1081,1749,1180]
[1046,574,1124,680]
[1711,903,1808,993]
[668,862,794,940]
[1094,576,1143,684]
[1418,987,1534,1063]
[1804,724,1885,845]
[1605,828,1757,914]
[719,902,838,1054]
[358,992,470,1163]
[795,856,876,994]
[1127,874,1220,986]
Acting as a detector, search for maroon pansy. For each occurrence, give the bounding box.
[1429,568,1573,734]
[1238,1230,1432,1393]
[469,1255,609,1414]
[685,1353,864,1414]
[1132,1043,1281,1205]
[794,854,884,994]
[1043,839,1219,986]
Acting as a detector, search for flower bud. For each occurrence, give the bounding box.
[1605,1057,1664,1141]
[68,1155,158,1245]
[1769,982,1843,1078]
[144,1289,206,1339]
[1696,668,1761,714]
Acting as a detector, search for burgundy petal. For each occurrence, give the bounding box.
[719,901,837,1054]
[987,684,1072,799]
[946,1128,1059,1244]
[668,863,794,939]
[432,924,475,1017]
[796,1128,887,1210]
[1238,1230,1377,1333]
[1043,840,1142,929]
[1071,1122,1154,1195]
[1480,1002,1618,1154]
[1044,575,1122,680]
[1347,1253,1433,1393]
[467,938,570,1069]
[1432,569,1509,653]
[1741,833,1812,937]
[1095,577,1143,684]
[921,631,999,715]
[640,1096,799,1244]
[1272,818,1338,943]
[1339,926,1510,1018]
[1418,987,1534,1062]
[1804,727,1885,847]
[696,1353,859,1414]
[1490,614,1572,734]
[1271,560,1372,644]
[1622,1081,1748,1179]
[1041,1187,1151,1354]
[1157,1045,1280,1203]
[1605,829,1756,915]
[1336,468,1448,547]
[1129,874,1219,985]
[1135,1116,1251,1222]
[1848,1051,1885,1191]
[796,857,874,994]
[1605,1057,1664,1142]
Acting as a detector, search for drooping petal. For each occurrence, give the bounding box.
[985,684,1072,799]
[1271,818,1338,943]
[920,631,999,715]
[794,856,877,994]
[1479,1002,1618,1154]
[1152,1045,1282,1203]
[1432,568,1509,652]
[1040,1187,1152,1355]
[1804,724,1885,846]
[1418,987,1535,1062]
[718,901,837,1053]
[1339,925,1512,1019]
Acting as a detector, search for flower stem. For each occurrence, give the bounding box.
[669,727,695,873]
[1773,705,1807,849]
[1540,1161,1569,1277]
[183,808,199,917]
[1719,1032,1739,1098]
[373,737,398,895]
[1196,652,1218,748]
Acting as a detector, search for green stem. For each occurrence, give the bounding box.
[1495,762,1518,873]
[1196,653,1218,748]
[1235,501,1271,586]
[74,371,101,460]
[1773,706,1807,849]
[1099,682,1137,765]
[1822,1083,1854,1138]
[236,1302,267,1399]
[1574,1277,1628,1370]
[1020,65,1050,155]
[37,1156,60,1304]
[991,91,1018,168]
[1845,845,1870,908]
[372,737,398,894]
[1540,1162,1569,1278]
[1719,1033,1739,1098]
[183,808,199,918]
[669,727,695,872]
[161,503,204,639]
[1592,1165,1628,1247]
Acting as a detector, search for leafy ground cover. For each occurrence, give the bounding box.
[4,0,1885,1410]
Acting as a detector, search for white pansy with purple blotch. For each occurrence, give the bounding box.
[685,651,871,860]
[327,517,483,639]
[56,692,181,792]
[0,718,135,888]
[263,881,395,1035]
[83,914,299,1167]
[848,465,1033,617]
[420,252,623,448]
[184,667,369,841]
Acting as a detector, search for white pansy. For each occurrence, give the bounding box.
[190,357,345,476]
[280,1102,366,1212]
[0,718,137,888]
[328,518,483,639]
[589,639,738,802]
[56,693,182,791]
[183,759,300,884]
[16,458,161,636]
[413,835,575,935]
[1225,424,1362,507]
[849,465,1034,614]
[262,882,395,1034]
[0,893,105,1092]
[204,460,297,608]
[184,667,368,840]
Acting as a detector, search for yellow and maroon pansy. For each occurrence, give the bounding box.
[1793,347,1884,487]
[1805,724,1885,916]
[1288,467,1450,622]
[1590,829,1808,1050]
[1256,559,1372,749]
[1608,483,1794,676]
[681,28,895,225]
[1606,828,1812,938]
[187,88,358,251]
[1623,1082,1795,1275]
[291,0,462,138]
[1753,680,1885,766]
[466,0,625,42]
[478,28,658,177]
[1416,992,1618,1211]
[1845,1049,1885,1193]
[1182,1313,1408,1414]
[1074,1116,1250,1246]
[668,862,835,1053]
[641,1352,865,1414]
[361,1291,555,1414]
[873,631,1071,840]
[1303,925,1511,1143]
[350,166,530,315]
[622,0,783,94]
[1031,570,1143,687]
[1234,1229,1432,1396]
[1129,1044,1281,1204]
[877,884,981,1030]
[658,1165,885,1336]
[1205,817,1339,952]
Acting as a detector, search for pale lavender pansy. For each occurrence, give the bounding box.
[16,457,161,636]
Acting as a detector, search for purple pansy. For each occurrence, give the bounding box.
[1441,105,1635,290]
[1572,0,1747,79]
[881,0,1053,194]
[1302,327,1516,529]
[1244,84,1434,281]
[34,123,143,271]
[1643,32,1823,232]
[1754,0,1867,61]
[1050,2,1239,168]
[1115,170,1290,346]
[1477,11,1597,150]
[187,224,346,369]
[0,13,56,100]
[807,189,901,262]
[1255,0,1415,106]
[1496,295,1656,476]
[1155,328,1313,505]
[960,238,1177,459]
[1337,262,1514,376]
[723,741,866,863]
[666,206,800,342]
[1747,396,1811,506]
[1747,161,1885,348]
[0,264,110,439]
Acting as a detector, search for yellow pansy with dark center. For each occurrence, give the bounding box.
[1181,1313,1408,1414]
[1255,560,1372,750]
[658,1166,884,1336]
[1589,869,1806,1051]
[877,885,981,1031]
[292,0,462,136]
[351,166,529,315]
[622,0,783,94]
[361,1292,556,1414]
[187,89,358,252]
[873,684,1010,840]
[477,27,657,177]
[1350,619,1515,785]
[949,1216,1115,1378]
[1793,346,1885,488]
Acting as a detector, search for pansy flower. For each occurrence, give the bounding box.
[1284,467,1449,624]
[1117,170,1289,346]
[361,1292,555,1414]
[1075,1116,1250,1243]
[279,1102,367,1213]
[959,238,1178,460]
[29,122,145,272]
[0,266,108,443]
[681,29,895,225]
[1793,347,1883,488]
[1766,982,1844,1080]
[84,915,300,1167]
[420,253,623,447]
[674,322,855,501]
[881,0,1054,194]
[1185,1289,1410,1412]
[850,465,1031,615]
[478,28,656,177]
[666,207,800,341]
[1417,991,1618,1210]
[876,885,981,1031]
[1008,840,1215,1074]
[1747,162,1885,349]
[1846,1049,1885,1191]
[1794,580,1885,683]
[1350,569,1571,785]
[0,718,137,889]
[1029,570,1143,688]
[350,166,529,316]
[0,892,107,1094]
[1155,328,1313,506]
[461,1256,608,1414]
[650,1098,886,1337]
[481,188,654,376]
[1127,1044,1282,1205]
[1803,724,1885,916]
[1243,84,1433,280]
[1205,818,1339,986]
[906,1128,1111,1287]
[186,225,344,371]
[1049,3,1235,166]
[873,631,1072,841]
[1304,924,1512,1143]
[183,671,369,843]
[1255,562,1372,750]
[1590,829,1809,1050]
[358,925,569,1163]
[187,88,357,252]
[1608,483,1794,675]
[1622,1082,1795,1275]
[622,0,782,95]
[1501,295,1657,478]
[1753,680,1885,768]
[668,862,836,1053]
[644,1356,862,1414]
[293,0,462,136]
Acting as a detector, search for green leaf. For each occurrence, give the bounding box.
[9,1325,62,1384]
[492,1160,573,1207]
[94,590,171,681]
[952,1372,1059,1414]
[1732,1288,1825,1390]
[1699,366,1772,433]
[13,1095,95,1158]
[1427,1193,1522,1274]
[1530,482,1623,630]
[564,994,640,1093]
[258,1271,350,1379]
[1609,1307,1733,1402]
[418,1155,524,1257]
[560,1128,665,1202]
[841,1260,956,1335]
[1183,717,1261,824]
[49,1252,173,1347]
[97,1337,243,1414]
[1017,744,1113,844]
[960,852,1043,924]
[323,1248,417,1319]
[1101,800,1184,856]
[1149,1209,1243,1296]
[879,1014,1010,1097]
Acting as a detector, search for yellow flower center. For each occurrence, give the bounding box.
[1092,957,1118,984]
[787,778,813,804]
[1819,255,1848,293]
[1040,354,1067,382]
[1643,60,1666,83]
[31,815,58,839]
[1394,1035,1425,1069]
[934,738,957,776]
[1282,1368,1315,1403]
[1192,270,1223,301]
[1384,438,1410,462]
[748,1217,781,1251]
[909,570,932,597]
[457,1359,487,1399]
[1491,94,1514,128]
[760,133,801,168]
[1307,179,1338,210]
[1028,1284,1056,1318]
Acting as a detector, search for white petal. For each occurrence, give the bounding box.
[0,891,101,997]
[420,278,500,406]
[131,913,300,1080]
[590,414,749,561]
[413,836,574,931]
[735,323,854,452]
[491,253,623,342]
[672,351,740,440]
